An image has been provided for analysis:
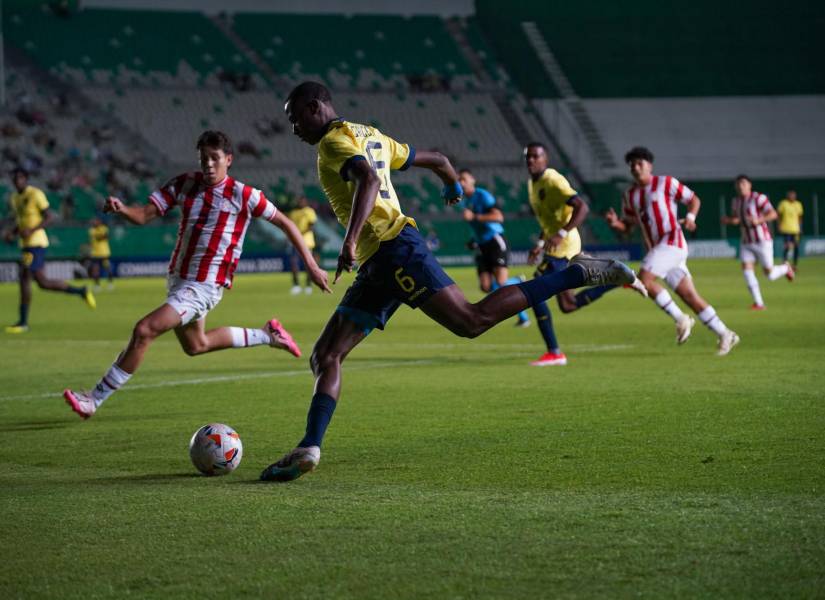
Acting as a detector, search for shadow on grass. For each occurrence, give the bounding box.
[7,420,70,432]
[84,472,203,485]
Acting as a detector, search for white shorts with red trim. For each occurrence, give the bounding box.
[641,243,691,289]
[740,241,774,269]
[165,276,224,326]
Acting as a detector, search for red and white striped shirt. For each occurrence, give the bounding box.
[732,191,773,243]
[149,172,277,288]
[623,175,694,249]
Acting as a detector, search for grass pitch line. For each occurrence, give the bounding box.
[0,359,436,403]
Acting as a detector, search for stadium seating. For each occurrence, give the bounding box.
[232,13,476,91]
[3,3,261,87]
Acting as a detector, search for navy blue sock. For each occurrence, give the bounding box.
[298,392,337,448]
[574,285,617,308]
[532,301,559,352]
[65,285,85,297]
[19,303,29,326]
[517,265,585,307]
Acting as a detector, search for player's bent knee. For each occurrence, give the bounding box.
[133,319,162,344]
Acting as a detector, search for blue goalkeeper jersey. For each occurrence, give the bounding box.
[462,187,504,244]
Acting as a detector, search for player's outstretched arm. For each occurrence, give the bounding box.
[104,196,160,226]
[680,195,701,232]
[269,211,330,293]
[413,151,462,206]
[605,207,632,234]
[336,159,381,282]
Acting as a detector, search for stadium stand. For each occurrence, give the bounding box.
[1,0,823,264]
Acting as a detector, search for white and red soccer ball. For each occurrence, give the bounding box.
[189,423,243,476]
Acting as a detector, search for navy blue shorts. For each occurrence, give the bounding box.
[337,226,454,332]
[783,233,800,244]
[534,254,569,278]
[20,247,47,272]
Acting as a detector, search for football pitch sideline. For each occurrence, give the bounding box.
[1,259,823,598]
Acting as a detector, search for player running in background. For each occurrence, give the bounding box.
[88,215,114,291]
[606,146,739,355]
[3,167,95,334]
[63,130,330,419]
[721,175,794,310]
[457,168,529,327]
[776,189,803,268]
[287,195,320,294]
[260,82,637,482]
[523,143,644,366]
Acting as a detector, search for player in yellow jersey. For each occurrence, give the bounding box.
[287,196,320,294]
[260,82,639,482]
[88,216,114,291]
[3,168,95,333]
[777,190,803,267]
[523,143,645,366]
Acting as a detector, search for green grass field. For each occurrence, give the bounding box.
[1,259,824,598]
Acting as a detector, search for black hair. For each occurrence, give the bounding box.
[458,168,473,176]
[735,174,752,184]
[10,166,28,178]
[286,81,332,107]
[624,146,654,164]
[196,130,233,155]
[524,141,547,154]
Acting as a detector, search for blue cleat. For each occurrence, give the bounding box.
[260,446,320,482]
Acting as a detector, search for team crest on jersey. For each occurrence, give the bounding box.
[220,196,242,214]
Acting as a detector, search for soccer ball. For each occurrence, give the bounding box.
[189,423,243,476]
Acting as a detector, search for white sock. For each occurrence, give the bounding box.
[743,270,764,305]
[91,362,132,407]
[697,306,728,337]
[768,264,789,281]
[229,327,270,348]
[655,290,685,322]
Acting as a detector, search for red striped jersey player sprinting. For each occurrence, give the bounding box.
[606,146,739,356]
[63,130,330,419]
[721,175,794,310]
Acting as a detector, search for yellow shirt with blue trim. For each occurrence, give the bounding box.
[527,168,581,259]
[777,199,803,234]
[287,206,318,250]
[10,185,49,248]
[89,224,111,258]
[317,119,416,264]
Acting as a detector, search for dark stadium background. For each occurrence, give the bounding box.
[1,0,823,279]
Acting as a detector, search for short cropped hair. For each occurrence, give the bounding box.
[10,166,28,178]
[524,141,547,153]
[196,130,233,155]
[624,146,654,164]
[287,81,332,106]
[735,174,752,184]
[458,168,473,176]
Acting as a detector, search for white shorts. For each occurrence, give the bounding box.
[641,243,691,289]
[740,241,774,269]
[165,276,224,326]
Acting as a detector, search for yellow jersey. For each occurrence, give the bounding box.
[89,224,111,258]
[10,185,49,248]
[287,206,318,250]
[527,168,581,259]
[317,119,416,264]
[777,199,803,234]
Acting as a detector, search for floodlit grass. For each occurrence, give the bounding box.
[1,259,823,598]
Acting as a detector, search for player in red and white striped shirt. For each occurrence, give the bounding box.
[63,131,330,419]
[721,175,794,310]
[606,146,739,355]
